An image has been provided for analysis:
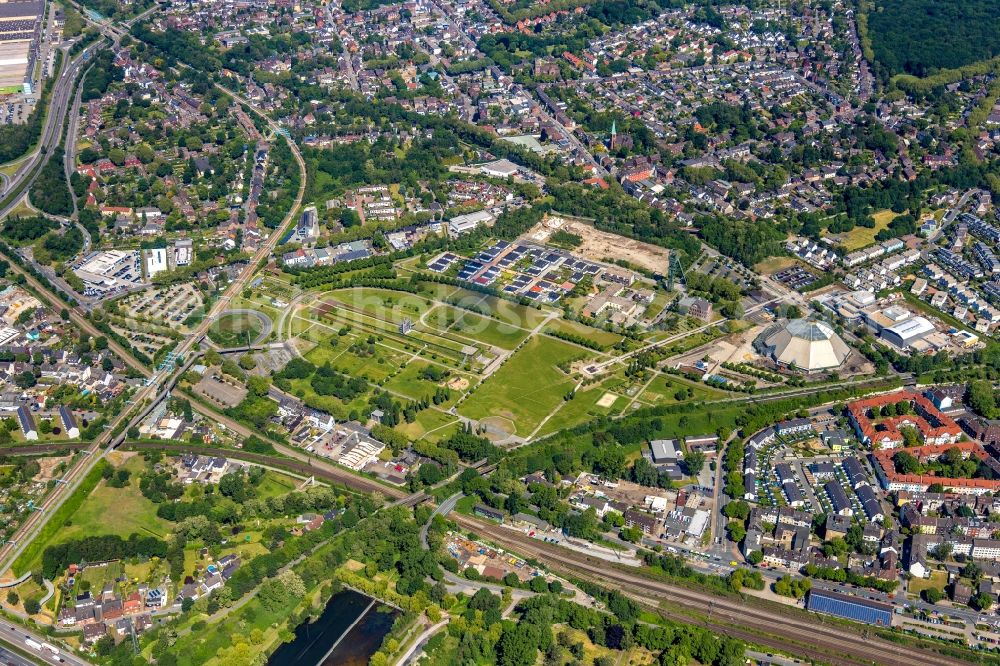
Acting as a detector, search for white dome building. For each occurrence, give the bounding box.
[760,319,850,373]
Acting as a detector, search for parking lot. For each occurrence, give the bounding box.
[774,266,820,291]
[122,283,205,331]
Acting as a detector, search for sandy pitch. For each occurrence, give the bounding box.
[596,392,618,408]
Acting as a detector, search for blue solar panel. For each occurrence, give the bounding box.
[807,591,892,626]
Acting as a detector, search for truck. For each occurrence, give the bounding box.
[42,642,59,655]
[24,638,41,651]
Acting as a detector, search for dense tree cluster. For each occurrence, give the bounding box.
[42,534,168,579]
[868,0,1000,78]
[30,148,74,216]
[1,216,57,243]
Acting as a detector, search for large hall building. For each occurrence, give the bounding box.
[0,0,42,94]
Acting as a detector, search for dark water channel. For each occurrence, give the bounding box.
[267,589,398,666]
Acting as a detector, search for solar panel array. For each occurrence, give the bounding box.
[807,590,892,626]
[426,241,597,303]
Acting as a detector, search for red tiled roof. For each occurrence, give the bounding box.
[848,391,961,448]
[873,441,1000,491]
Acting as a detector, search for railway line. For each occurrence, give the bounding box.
[0,441,983,665]
[451,514,972,666]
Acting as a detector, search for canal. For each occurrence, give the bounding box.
[267,589,398,666]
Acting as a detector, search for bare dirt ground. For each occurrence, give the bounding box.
[525,216,672,275]
[36,455,74,481]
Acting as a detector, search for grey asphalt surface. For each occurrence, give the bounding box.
[0,621,88,665]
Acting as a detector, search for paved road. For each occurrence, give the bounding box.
[0,621,87,665]
[0,644,35,666]
[0,6,307,575]
[0,36,104,221]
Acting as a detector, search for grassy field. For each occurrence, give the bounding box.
[423,305,531,350]
[550,625,656,665]
[58,456,172,543]
[536,379,627,437]
[637,373,729,406]
[326,287,433,325]
[544,318,623,348]
[12,459,107,576]
[838,209,899,251]
[255,470,299,500]
[208,312,262,347]
[442,287,552,328]
[459,336,585,436]
[907,570,948,597]
[754,256,802,275]
[382,360,470,407]
[394,408,462,442]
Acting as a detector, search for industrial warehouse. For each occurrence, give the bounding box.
[0,0,42,94]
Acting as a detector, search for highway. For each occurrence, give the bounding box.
[0,36,106,222]
[0,7,978,666]
[0,620,86,665]
[0,1,308,577]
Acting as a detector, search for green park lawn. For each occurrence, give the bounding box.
[544,318,623,348]
[838,209,899,251]
[207,312,262,347]
[57,456,172,544]
[536,379,627,437]
[458,336,585,436]
[394,408,462,442]
[382,360,470,407]
[423,305,531,350]
[255,471,300,500]
[327,287,433,324]
[637,374,729,406]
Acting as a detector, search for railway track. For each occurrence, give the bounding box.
[0,442,979,665]
[452,515,971,666]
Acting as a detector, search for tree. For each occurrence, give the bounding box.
[934,542,953,561]
[747,550,763,565]
[592,446,626,481]
[923,587,944,604]
[972,592,994,611]
[969,380,999,418]
[497,623,539,666]
[238,354,257,370]
[684,450,706,476]
[5,591,17,605]
[893,451,921,475]
[23,598,40,614]
[723,500,750,521]
[727,521,746,543]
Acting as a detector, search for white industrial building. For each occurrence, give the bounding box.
[144,248,168,278]
[448,209,494,236]
[880,316,935,350]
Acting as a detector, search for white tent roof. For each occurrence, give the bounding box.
[764,319,850,371]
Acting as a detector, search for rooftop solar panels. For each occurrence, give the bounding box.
[807,590,892,626]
